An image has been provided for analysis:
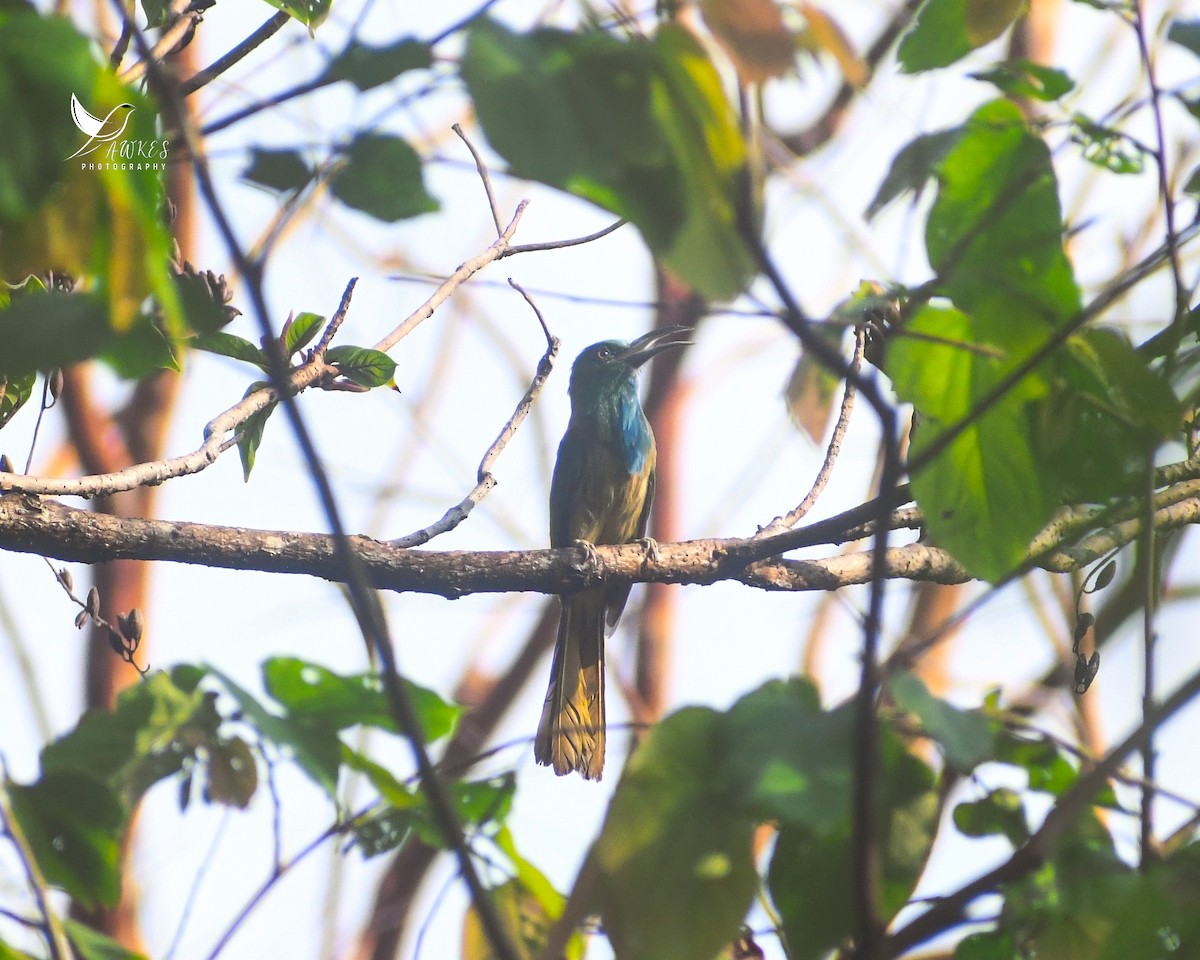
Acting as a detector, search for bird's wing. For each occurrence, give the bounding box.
[549,427,587,548]
[603,465,653,632]
[70,94,104,137]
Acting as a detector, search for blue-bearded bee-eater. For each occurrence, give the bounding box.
[535,326,693,780]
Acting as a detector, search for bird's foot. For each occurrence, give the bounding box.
[635,536,661,567]
[571,539,600,576]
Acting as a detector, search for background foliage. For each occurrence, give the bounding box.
[2,0,1200,959]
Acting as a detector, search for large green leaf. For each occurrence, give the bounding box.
[899,0,1025,72]
[594,707,758,960]
[40,669,219,810]
[463,19,753,299]
[0,10,181,356]
[262,656,461,742]
[927,99,1081,330]
[7,772,124,909]
[330,133,438,222]
[209,666,342,800]
[887,304,1054,580]
[744,682,937,960]
[887,671,996,773]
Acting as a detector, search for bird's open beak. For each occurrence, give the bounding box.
[618,325,694,368]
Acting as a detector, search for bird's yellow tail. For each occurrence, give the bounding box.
[535,589,606,780]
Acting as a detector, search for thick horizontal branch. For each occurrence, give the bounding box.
[1,491,1196,597]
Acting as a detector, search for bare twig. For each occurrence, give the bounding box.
[453,123,504,237]
[501,218,627,257]
[389,280,559,547]
[756,326,865,536]
[0,773,73,960]
[22,373,56,475]
[117,11,203,83]
[312,278,358,358]
[376,202,529,353]
[180,10,291,96]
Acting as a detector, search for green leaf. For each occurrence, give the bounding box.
[0,18,181,339]
[202,736,258,809]
[955,931,1018,960]
[262,656,461,742]
[594,707,758,960]
[326,344,397,387]
[995,734,1081,796]
[865,127,963,221]
[953,788,1029,845]
[283,311,324,357]
[887,305,1055,581]
[766,704,937,960]
[7,771,124,909]
[0,13,96,219]
[927,99,1082,329]
[1041,328,1179,501]
[237,382,275,481]
[494,825,580,951]
[208,665,341,800]
[99,318,179,380]
[138,0,167,28]
[350,806,415,858]
[192,331,270,369]
[242,148,313,193]
[899,0,1025,73]
[716,679,853,831]
[971,60,1075,101]
[64,919,149,960]
[462,19,753,300]
[1167,19,1200,58]
[0,292,111,377]
[324,37,432,90]
[648,25,757,300]
[330,133,438,222]
[40,670,218,810]
[261,0,330,30]
[887,672,996,773]
[0,370,36,430]
[463,878,581,960]
[0,938,40,960]
[1070,114,1145,174]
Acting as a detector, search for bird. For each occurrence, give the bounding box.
[67,95,134,160]
[535,325,693,780]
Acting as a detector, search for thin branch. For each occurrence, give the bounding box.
[0,210,529,500]
[312,278,358,358]
[179,10,291,96]
[756,326,865,537]
[22,373,55,475]
[884,662,1200,957]
[501,218,628,257]
[375,202,529,354]
[1131,1,1189,333]
[0,774,73,960]
[390,282,559,547]
[453,123,504,237]
[117,11,203,83]
[113,7,521,959]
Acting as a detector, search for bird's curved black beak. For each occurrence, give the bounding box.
[618,325,694,368]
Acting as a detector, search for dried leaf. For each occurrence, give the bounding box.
[799,3,867,87]
[700,0,795,83]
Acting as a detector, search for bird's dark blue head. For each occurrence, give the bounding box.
[568,326,693,402]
